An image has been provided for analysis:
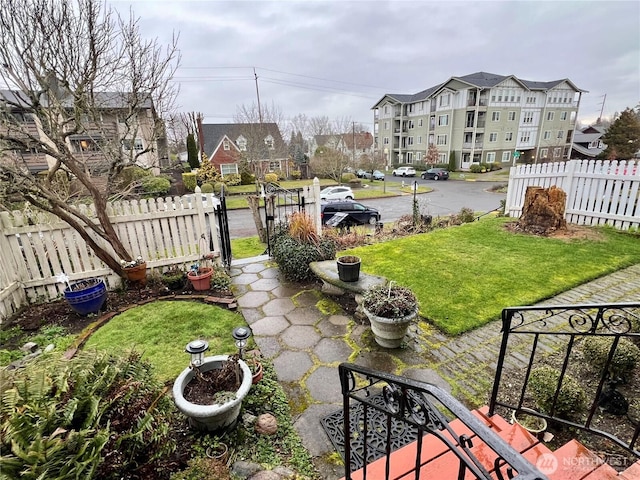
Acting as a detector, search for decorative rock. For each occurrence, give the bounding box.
[20,342,38,353]
[232,460,262,478]
[249,471,281,480]
[255,413,277,435]
[44,344,55,353]
[272,466,296,478]
[242,412,257,426]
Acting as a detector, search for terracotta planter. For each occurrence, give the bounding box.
[337,255,361,282]
[124,263,147,284]
[251,361,264,384]
[363,307,418,348]
[187,267,213,291]
[173,355,252,432]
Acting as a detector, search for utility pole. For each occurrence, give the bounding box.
[196,113,204,161]
[596,94,606,125]
[352,121,356,167]
[254,67,263,124]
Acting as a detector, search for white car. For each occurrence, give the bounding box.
[320,186,354,201]
[392,166,417,177]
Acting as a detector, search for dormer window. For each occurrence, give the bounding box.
[264,135,274,149]
[236,136,247,151]
[223,139,230,150]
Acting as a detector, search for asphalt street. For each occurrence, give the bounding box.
[227,180,507,239]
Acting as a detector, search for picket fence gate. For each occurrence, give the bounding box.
[0,195,220,321]
[505,159,640,230]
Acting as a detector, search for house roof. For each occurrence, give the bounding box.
[371,71,586,109]
[201,123,284,158]
[1,89,154,110]
[572,143,601,157]
[342,132,373,150]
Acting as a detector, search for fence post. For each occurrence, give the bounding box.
[312,177,322,236]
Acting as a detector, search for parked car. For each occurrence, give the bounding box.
[320,186,354,201]
[321,200,380,226]
[372,170,385,180]
[421,168,450,181]
[392,166,416,177]
[356,169,372,179]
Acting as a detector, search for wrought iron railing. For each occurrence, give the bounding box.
[338,363,546,480]
[489,303,640,457]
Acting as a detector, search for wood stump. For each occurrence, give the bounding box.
[518,185,567,235]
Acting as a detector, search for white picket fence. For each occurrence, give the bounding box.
[0,195,220,320]
[506,159,640,230]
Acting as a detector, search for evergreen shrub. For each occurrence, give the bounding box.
[529,365,586,418]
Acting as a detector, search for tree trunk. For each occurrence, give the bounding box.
[247,195,267,243]
[518,185,567,235]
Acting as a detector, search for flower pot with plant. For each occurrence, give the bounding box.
[245,349,264,384]
[121,256,147,285]
[187,253,216,291]
[362,282,418,348]
[57,273,108,316]
[337,255,361,282]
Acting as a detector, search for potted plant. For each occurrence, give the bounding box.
[245,349,264,384]
[187,254,215,291]
[361,282,418,348]
[337,255,361,282]
[173,349,252,432]
[121,256,147,285]
[511,409,547,437]
[57,273,108,316]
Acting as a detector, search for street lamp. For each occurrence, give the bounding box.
[232,326,251,359]
[185,339,209,367]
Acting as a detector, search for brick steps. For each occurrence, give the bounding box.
[341,406,640,480]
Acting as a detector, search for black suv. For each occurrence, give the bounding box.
[321,201,380,226]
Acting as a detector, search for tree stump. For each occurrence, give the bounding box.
[518,185,567,235]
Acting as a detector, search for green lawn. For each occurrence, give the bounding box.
[342,218,640,335]
[84,301,248,382]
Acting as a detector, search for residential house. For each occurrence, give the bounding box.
[200,123,288,178]
[0,88,166,174]
[372,72,586,170]
[571,125,607,159]
[309,131,374,166]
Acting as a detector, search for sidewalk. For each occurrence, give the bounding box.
[230,257,640,479]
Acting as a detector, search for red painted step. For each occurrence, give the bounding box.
[619,460,640,480]
[545,440,618,480]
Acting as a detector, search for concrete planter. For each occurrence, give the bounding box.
[173,355,252,432]
[363,307,417,348]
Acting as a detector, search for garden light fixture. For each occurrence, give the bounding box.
[185,339,209,367]
[232,326,251,358]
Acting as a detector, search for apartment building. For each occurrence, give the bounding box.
[372,72,586,170]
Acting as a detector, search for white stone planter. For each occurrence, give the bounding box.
[363,307,418,348]
[173,355,252,432]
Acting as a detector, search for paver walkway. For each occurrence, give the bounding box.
[230,257,640,479]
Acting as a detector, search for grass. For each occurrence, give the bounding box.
[84,301,248,382]
[342,218,640,335]
[231,236,266,259]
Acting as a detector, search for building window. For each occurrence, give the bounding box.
[122,138,143,151]
[384,106,389,114]
[436,134,447,146]
[407,136,414,146]
[553,147,561,158]
[223,139,230,150]
[383,137,389,145]
[383,121,389,130]
[486,152,496,162]
[418,118,423,127]
[236,137,247,151]
[523,112,534,123]
[492,111,500,122]
[489,133,498,142]
[505,132,513,142]
[520,132,531,143]
[438,114,449,126]
[220,163,238,176]
[264,135,274,148]
[508,111,516,121]
[416,152,422,161]
[438,153,447,163]
[502,151,511,162]
[408,120,414,129]
[560,111,568,121]
[546,112,554,121]
[439,93,450,107]
[543,131,551,140]
[417,136,422,144]
[269,160,281,171]
[406,152,414,163]
[557,130,564,139]
[526,96,536,104]
[540,148,548,158]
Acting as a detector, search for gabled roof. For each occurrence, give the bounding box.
[342,132,373,150]
[313,134,342,148]
[1,89,154,110]
[371,72,586,109]
[201,123,284,158]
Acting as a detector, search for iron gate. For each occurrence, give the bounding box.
[215,186,232,268]
[263,182,306,256]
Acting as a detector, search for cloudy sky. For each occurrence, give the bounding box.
[114,0,639,131]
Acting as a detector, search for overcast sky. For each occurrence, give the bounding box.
[114,0,639,131]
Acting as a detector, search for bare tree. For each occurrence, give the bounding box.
[308,116,331,136]
[309,146,348,183]
[0,0,179,277]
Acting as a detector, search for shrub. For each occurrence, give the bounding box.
[161,268,187,291]
[264,173,278,183]
[240,171,255,185]
[182,172,197,192]
[291,170,301,180]
[341,173,356,183]
[491,162,502,171]
[348,178,362,187]
[582,336,640,381]
[223,173,241,186]
[141,175,171,195]
[529,365,586,417]
[469,164,483,173]
[0,351,180,479]
[214,182,225,194]
[210,268,232,292]
[118,165,151,187]
[201,182,214,193]
[271,222,336,282]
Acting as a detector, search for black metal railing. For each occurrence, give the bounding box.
[262,183,305,256]
[338,363,546,480]
[489,303,640,457]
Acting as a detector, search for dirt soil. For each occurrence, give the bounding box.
[503,221,606,241]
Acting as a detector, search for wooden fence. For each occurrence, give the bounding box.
[0,195,220,320]
[505,159,640,230]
